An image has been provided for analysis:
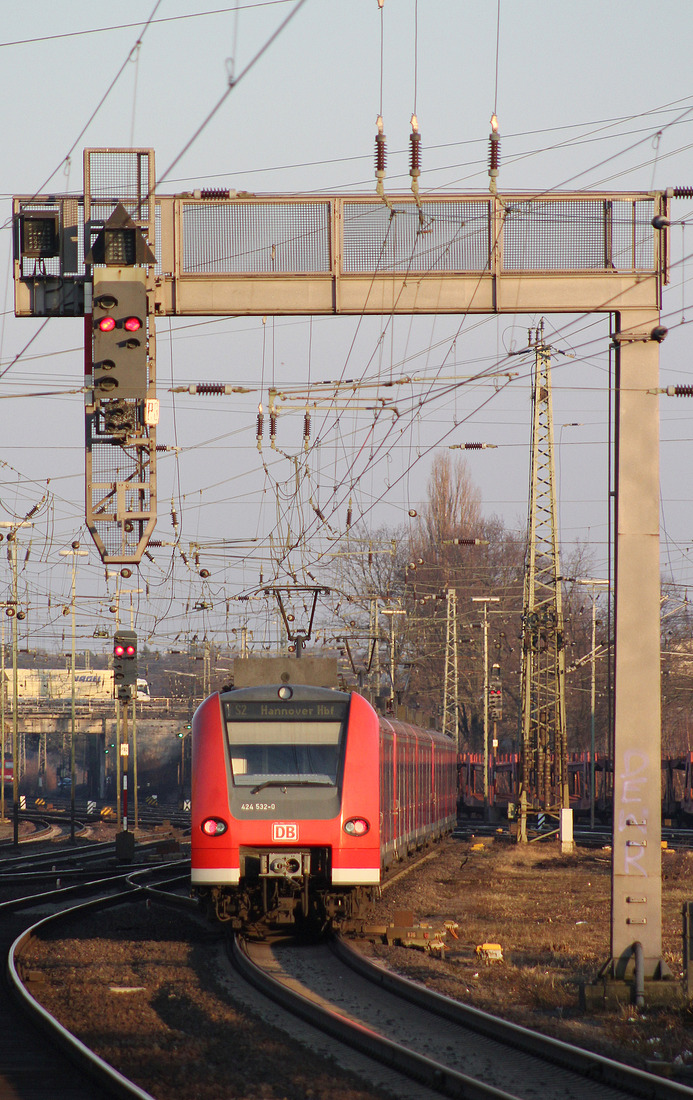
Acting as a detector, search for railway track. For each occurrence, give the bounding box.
[4,833,693,1099]
[2,858,189,1099]
[232,933,693,1100]
[8,857,692,1100]
[11,882,402,1100]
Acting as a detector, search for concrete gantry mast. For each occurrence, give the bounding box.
[520,323,568,813]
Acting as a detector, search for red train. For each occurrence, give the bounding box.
[191,682,458,930]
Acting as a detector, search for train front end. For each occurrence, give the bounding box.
[191,684,381,929]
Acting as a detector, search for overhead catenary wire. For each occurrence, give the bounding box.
[154,0,309,189]
[0,0,163,231]
[5,16,693,640]
[0,2,295,49]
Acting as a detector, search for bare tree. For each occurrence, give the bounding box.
[417,453,482,552]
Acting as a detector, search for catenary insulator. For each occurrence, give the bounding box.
[488,131,500,173]
[256,406,264,451]
[346,500,353,528]
[449,442,498,450]
[303,410,311,452]
[666,384,693,397]
[410,129,421,176]
[269,410,277,449]
[375,131,387,174]
[195,382,226,395]
[673,186,693,198]
[488,114,500,194]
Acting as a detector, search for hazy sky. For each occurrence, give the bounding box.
[1,0,693,654]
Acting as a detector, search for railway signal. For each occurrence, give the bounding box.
[113,629,138,696]
[489,683,502,721]
[489,662,502,720]
[93,270,148,400]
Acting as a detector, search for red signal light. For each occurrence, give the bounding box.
[114,644,125,657]
[98,317,117,332]
[125,645,136,657]
[124,316,142,332]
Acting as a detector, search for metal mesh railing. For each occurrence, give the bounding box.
[94,519,140,558]
[16,188,661,292]
[17,196,162,279]
[341,200,490,272]
[182,202,332,273]
[502,198,656,271]
[90,443,138,493]
[179,196,653,276]
[89,439,151,557]
[611,199,655,270]
[86,150,153,222]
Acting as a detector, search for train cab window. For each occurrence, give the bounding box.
[224,696,348,789]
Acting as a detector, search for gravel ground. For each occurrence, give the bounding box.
[19,834,693,1097]
[22,905,392,1100]
[363,835,693,1078]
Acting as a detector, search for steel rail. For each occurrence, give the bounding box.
[6,864,191,1099]
[333,937,693,1100]
[0,854,189,913]
[232,934,517,1100]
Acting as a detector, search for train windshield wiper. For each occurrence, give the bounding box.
[249,779,333,794]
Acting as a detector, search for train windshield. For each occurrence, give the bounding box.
[224,697,348,788]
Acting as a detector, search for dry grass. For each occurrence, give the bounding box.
[363,835,693,1079]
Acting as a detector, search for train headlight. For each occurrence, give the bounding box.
[343,817,370,837]
[201,817,228,837]
[277,685,293,701]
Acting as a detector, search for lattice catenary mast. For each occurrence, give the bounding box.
[442,587,459,745]
[520,322,568,812]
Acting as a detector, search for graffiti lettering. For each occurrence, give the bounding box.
[617,751,650,877]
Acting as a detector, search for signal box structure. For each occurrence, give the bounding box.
[12,146,679,986]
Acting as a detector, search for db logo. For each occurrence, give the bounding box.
[272,822,298,841]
